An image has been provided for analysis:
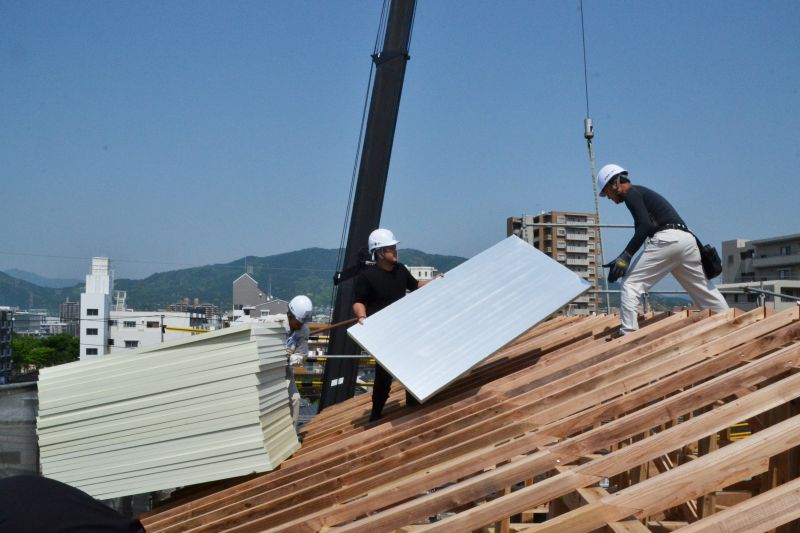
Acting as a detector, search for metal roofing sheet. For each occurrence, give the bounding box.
[347,236,591,402]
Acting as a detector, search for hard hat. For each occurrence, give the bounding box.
[368,228,399,253]
[288,295,313,324]
[597,164,628,196]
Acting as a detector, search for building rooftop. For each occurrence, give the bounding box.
[751,232,800,246]
[141,305,800,532]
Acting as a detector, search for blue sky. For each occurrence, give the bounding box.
[1,1,798,281]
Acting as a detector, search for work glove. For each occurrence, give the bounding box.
[289,353,304,367]
[604,251,632,283]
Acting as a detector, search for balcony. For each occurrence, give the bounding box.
[752,253,800,269]
[567,258,590,266]
[566,233,589,241]
[566,246,588,253]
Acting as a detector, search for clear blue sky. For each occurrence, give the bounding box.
[1,1,798,280]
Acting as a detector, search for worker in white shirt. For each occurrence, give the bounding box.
[286,295,313,427]
[597,163,728,335]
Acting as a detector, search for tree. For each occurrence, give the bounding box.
[11,333,79,372]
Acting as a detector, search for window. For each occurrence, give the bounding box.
[779,269,792,280]
[146,321,160,328]
[123,321,136,328]
[780,246,791,256]
[108,339,114,346]
[86,308,99,316]
[86,348,98,356]
[125,340,139,348]
[108,319,118,327]
[727,255,734,265]
[86,328,98,335]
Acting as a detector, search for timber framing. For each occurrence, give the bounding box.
[141,306,800,532]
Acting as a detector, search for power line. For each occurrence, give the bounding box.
[0,250,338,273]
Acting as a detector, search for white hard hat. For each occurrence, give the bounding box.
[288,295,313,324]
[368,228,399,253]
[597,164,628,196]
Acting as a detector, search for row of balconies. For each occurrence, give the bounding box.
[752,253,800,269]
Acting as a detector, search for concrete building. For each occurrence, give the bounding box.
[407,266,438,281]
[718,233,800,311]
[107,310,218,353]
[232,273,288,320]
[11,310,47,336]
[60,298,80,337]
[0,307,13,384]
[80,257,113,360]
[166,297,220,319]
[508,211,601,314]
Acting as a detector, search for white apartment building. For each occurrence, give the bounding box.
[407,266,438,281]
[80,257,113,360]
[107,310,217,354]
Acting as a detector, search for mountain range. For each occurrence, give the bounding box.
[0,248,467,315]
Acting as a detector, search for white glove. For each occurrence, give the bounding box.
[289,353,304,367]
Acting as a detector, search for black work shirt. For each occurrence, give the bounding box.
[353,263,419,316]
[623,185,686,256]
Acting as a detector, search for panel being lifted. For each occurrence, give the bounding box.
[348,235,592,403]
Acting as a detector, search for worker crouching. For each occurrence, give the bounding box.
[597,164,728,335]
[286,295,313,428]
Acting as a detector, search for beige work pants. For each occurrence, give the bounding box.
[620,229,728,335]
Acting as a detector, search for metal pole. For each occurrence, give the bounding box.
[321,0,417,410]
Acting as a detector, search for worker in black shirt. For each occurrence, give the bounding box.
[597,164,728,335]
[354,228,432,421]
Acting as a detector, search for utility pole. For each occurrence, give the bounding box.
[320,0,417,410]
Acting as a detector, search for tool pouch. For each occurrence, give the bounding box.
[693,235,723,280]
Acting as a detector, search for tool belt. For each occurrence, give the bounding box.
[655,222,689,233]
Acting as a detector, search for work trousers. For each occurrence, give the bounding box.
[620,229,729,335]
[286,366,300,428]
[370,364,420,422]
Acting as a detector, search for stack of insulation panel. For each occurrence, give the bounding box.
[36,324,298,499]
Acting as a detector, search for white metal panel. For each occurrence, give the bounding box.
[348,236,591,402]
[37,323,299,499]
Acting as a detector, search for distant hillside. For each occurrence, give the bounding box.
[0,248,467,314]
[0,271,82,312]
[4,269,82,289]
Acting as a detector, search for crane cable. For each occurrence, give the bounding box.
[579,0,611,314]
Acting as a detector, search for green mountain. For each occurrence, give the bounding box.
[0,248,467,314]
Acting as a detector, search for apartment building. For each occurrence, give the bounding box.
[718,233,800,311]
[507,211,601,314]
[0,307,13,383]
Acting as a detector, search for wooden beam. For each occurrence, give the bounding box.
[675,475,800,533]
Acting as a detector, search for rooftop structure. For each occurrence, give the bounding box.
[142,306,800,532]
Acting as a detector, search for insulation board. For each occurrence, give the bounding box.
[347,235,591,402]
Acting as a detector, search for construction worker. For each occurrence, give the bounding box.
[286,295,313,427]
[353,228,432,422]
[597,164,728,335]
